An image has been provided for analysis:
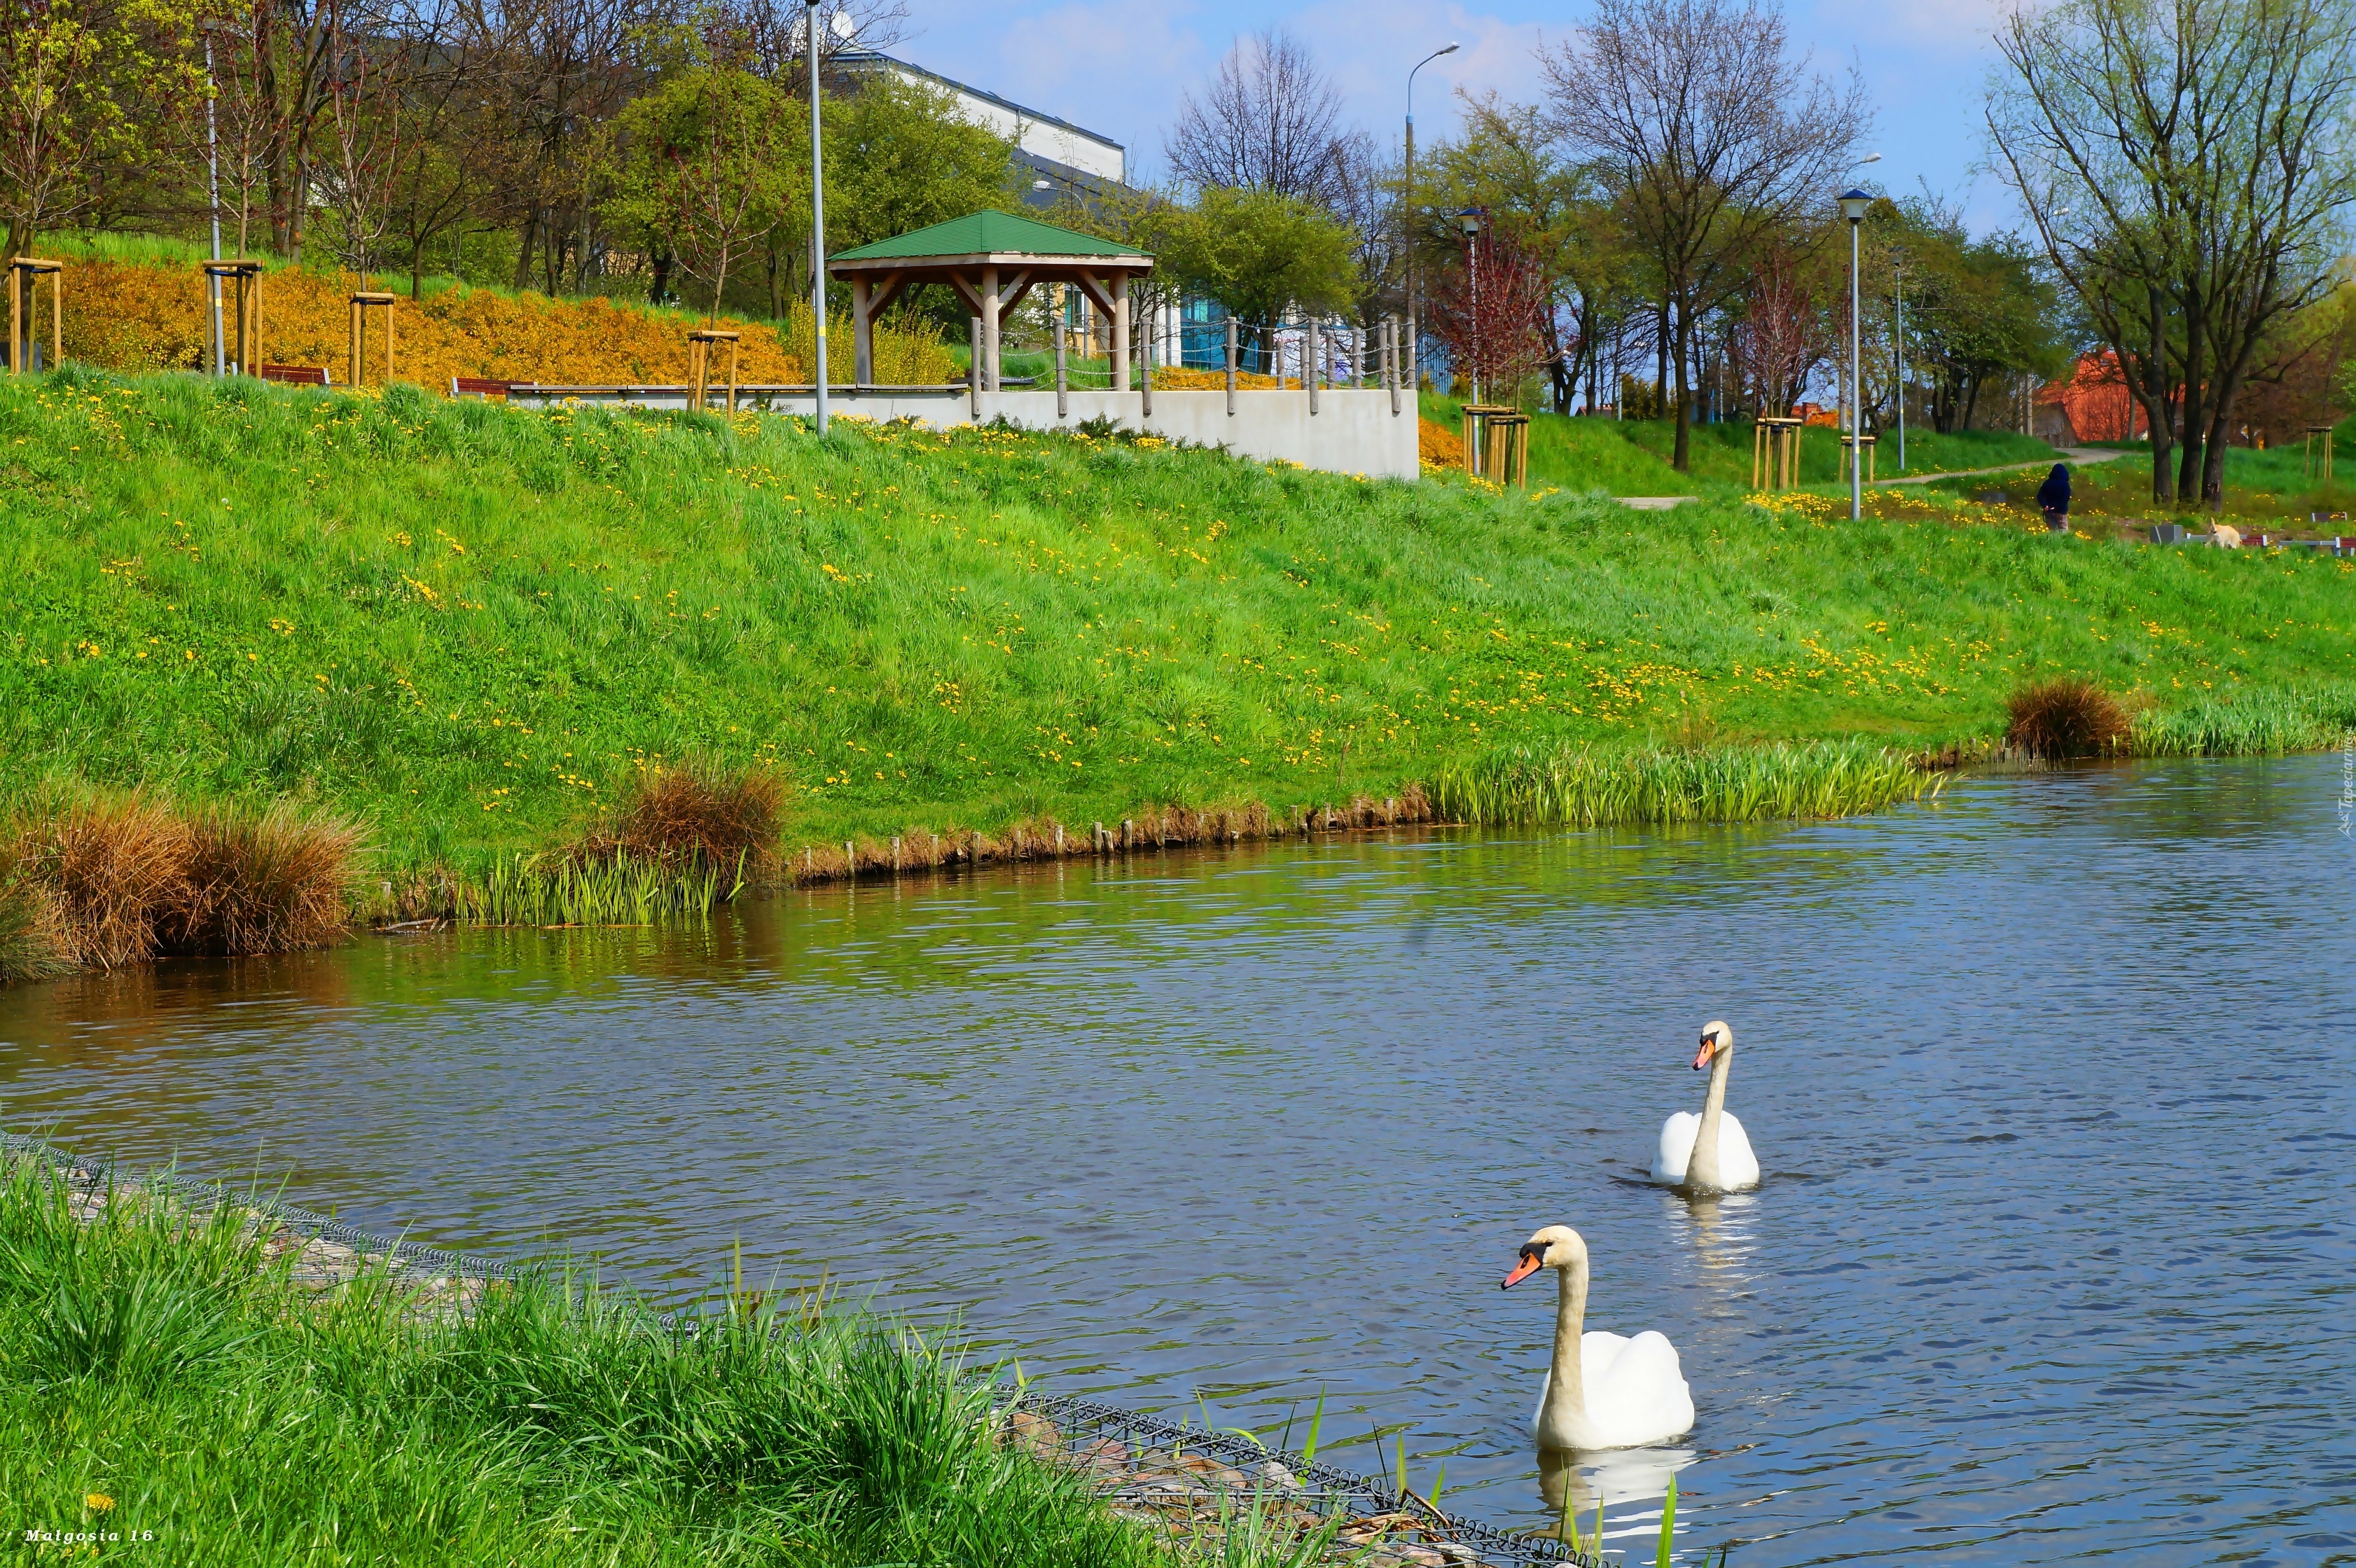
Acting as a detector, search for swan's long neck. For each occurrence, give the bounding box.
[1539,1254,1589,1438]
[1688,1045,1733,1190]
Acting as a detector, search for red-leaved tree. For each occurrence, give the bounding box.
[1426,223,1553,402]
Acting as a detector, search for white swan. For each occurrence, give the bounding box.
[1502,1225,1695,1450]
[1650,1020,1760,1192]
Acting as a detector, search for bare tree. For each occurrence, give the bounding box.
[316,11,409,285]
[1541,0,1867,470]
[1729,244,1834,417]
[1990,0,2356,508]
[1165,28,1369,211]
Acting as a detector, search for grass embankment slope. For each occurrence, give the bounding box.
[0,1157,1242,1567]
[4,368,2352,881]
[1417,393,2060,495]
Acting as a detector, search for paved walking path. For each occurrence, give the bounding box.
[1879,446,2127,486]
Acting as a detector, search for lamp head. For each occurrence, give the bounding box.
[1457,207,1483,235]
[1440,41,1461,54]
[1838,188,1873,223]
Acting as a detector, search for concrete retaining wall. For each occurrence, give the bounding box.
[504,385,1419,482]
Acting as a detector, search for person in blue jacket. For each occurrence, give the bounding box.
[2037,463,2072,532]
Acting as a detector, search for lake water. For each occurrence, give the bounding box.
[3,757,2351,1565]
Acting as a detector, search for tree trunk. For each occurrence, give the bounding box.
[1654,300,1669,415]
[1670,306,1692,471]
[2174,286,2206,505]
[513,209,539,291]
[1962,375,1980,431]
[2144,286,2174,506]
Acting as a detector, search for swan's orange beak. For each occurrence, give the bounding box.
[1501,1253,1544,1289]
[1691,1036,1716,1070]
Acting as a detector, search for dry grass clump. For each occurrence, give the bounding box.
[2004,677,2133,758]
[169,803,366,956]
[24,795,192,970]
[0,871,74,984]
[0,792,363,979]
[582,762,785,875]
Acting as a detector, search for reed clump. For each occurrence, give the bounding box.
[0,792,361,978]
[477,761,782,926]
[2004,678,2131,759]
[1429,740,1939,828]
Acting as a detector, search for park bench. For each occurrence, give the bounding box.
[258,363,330,387]
[450,375,513,401]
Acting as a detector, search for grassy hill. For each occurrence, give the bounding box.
[3,368,2351,887]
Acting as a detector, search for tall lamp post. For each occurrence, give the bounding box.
[1838,186,1873,520]
[1457,207,1483,402]
[1404,43,1458,399]
[806,0,831,434]
[200,20,228,375]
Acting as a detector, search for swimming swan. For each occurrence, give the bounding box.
[1502,1225,1696,1450]
[1650,1020,1759,1192]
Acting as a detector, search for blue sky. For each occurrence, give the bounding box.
[889,0,2023,237]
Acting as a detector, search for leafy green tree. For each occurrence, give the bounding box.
[813,72,1015,323]
[1415,93,1637,411]
[599,64,796,317]
[1154,186,1357,369]
[0,0,204,261]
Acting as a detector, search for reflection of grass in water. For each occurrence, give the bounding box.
[0,1156,1241,1567]
[1432,739,1939,827]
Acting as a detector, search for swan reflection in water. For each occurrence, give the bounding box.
[1668,1187,1761,1285]
[1536,1444,1698,1545]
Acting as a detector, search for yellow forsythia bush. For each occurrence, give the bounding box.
[1418,416,1465,469]
[1150,365,1283,390]
[57,259,956,391]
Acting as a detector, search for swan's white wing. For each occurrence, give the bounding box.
[1651,1112,1698,1183]
[1584,1329,1695,1448]
[1714,1111,1761,1189]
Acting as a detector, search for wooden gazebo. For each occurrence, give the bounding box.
[827,209,1153,390]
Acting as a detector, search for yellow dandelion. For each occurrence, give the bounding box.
[86,1493,113,1511]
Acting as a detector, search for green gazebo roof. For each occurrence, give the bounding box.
[831,209,1149,263]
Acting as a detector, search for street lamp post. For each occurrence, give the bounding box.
[807,0,829,434]
[1404,43,1458,402]
[1838,187,1873,520]
[201,23,225,375]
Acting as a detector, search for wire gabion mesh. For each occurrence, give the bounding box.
[1003,1392,1591,1568]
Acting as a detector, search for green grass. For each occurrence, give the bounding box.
[3,367,2352,888]
[1418,394,2058,494]
[0,1154,1261,1566]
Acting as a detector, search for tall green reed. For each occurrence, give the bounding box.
[1430,739,1940,828]
[478,847,743,926]
[2130,682,2356,756]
